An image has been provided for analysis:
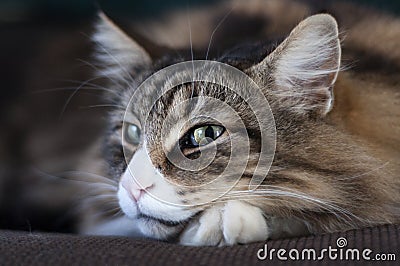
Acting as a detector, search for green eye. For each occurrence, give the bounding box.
[190,125,224,146]
[125,124,141,145]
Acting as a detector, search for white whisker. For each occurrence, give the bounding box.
[80,104,126,110]
[57,170,118,186]
[31,85,118,97]
[58,77,123,94]
[337,162,390,180]
[33,168,118,191]
[77,58,131,90]
[59,75,107,120]
[205,3,236,60]
[225,189,364,224]
[186,5,195,98]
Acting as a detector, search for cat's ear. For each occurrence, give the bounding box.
[92,12,152,80]
[251,14,341,116]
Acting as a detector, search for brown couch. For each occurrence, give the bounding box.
[1,224,399,265]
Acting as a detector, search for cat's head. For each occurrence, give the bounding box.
[91,13,381,240]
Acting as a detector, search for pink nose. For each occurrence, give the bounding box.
[122,179,153,202]
[130,187,146,201]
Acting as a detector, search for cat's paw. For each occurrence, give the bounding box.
[179,201,269,246]
[179,206,223,246]
[221,201,269,245]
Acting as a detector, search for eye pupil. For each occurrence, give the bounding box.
[205,126,214,139]
[190,125,224,147]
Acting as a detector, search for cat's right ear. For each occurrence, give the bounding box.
[92,12,152,81]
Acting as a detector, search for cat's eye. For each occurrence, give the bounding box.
[190,125,224,146]
[125,124,141,145]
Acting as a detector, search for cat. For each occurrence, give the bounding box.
[76,1,400,246]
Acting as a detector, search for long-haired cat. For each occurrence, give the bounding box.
[76,1,400,246]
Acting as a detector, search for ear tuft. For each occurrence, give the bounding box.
[92,12,152,81]
[255,14,341,116]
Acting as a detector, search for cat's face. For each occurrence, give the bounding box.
[91,13,366,240]
[113,73,274,239]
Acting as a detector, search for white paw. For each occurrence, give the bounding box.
[179,201,269,246]
[179,206,223,246]
[222,201,269,245]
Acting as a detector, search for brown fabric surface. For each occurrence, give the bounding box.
[0,224,399,266]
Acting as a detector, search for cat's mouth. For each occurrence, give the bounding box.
[137,211,201,227]
[138,213,184,227]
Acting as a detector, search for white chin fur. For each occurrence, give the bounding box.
[137,194,195,222]
[117,183,139,218]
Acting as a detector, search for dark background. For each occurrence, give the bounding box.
[0,0,399,233]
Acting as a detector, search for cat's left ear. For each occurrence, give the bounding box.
[250,14,341,116]
[92,12,152,80]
